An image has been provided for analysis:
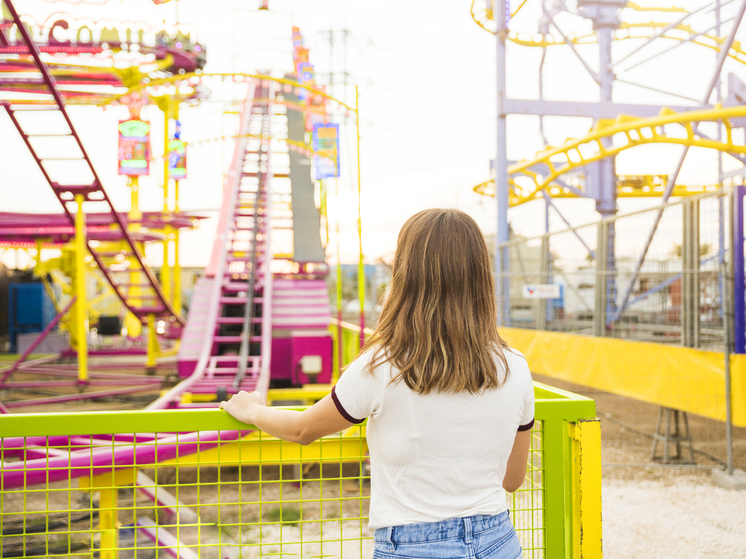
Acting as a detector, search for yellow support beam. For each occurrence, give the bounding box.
[73,194,88,384]
[126,177,143,338]
[178,385,333,404]
[80,472,122,559]
[161,100,173,305]
[173,226,181,313]
[146,314,159,372]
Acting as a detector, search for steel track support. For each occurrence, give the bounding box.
[74,194,89,384]
[127,176,143,338]
[495,0,511,326]
[682,198,701,348]
[356,86,366,347]
[594,220,608,337]
[161,98,173,305]
[538,235,550,329]
[146,314,159,373]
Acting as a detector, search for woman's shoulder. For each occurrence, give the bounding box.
[504,346,528,365]
[346,347,392,378]
[500,346,532,383]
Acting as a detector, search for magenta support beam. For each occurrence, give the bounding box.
[14,368,165,381]
[0,379,162,389]
[0,296,76,383]
[1,429,245,489]
[3,385,158,409]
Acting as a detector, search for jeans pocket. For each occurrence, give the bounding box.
[476,521,523,559]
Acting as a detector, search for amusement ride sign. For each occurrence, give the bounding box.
[313,123,340,180]
[118,119,151,176]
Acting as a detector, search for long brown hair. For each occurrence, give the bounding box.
[363,208,510,394]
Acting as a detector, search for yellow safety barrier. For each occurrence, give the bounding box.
[502,327,746,427]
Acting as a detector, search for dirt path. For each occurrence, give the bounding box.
[602,472,746,558]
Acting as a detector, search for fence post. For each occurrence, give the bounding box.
[682,198,698,348]
[594,221,607,337]
[569,419,603,559]
[733,185,745,354]
[538,235,550,330]
[693,197,701,348]
[543,418,569,559]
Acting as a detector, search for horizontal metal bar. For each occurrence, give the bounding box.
[503,98,703,118]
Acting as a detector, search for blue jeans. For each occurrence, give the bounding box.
[373,511,522,559]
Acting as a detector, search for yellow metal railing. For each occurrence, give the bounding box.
[0,394,600,559]
[0,323,601,559]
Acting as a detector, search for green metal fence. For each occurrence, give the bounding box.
[0,381,600,559]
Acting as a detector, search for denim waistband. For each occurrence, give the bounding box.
[374,511,510,545]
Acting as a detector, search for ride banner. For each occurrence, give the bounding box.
[118,119,151,176]
[168,139,187,180]
[313,123,340,180]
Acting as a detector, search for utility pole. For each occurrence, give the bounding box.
[316,29,355,103]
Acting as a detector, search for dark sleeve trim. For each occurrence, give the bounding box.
[331,385,365,424]
[518,419,535,432]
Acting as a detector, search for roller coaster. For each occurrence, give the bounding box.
[0,0,351,410]
[471,0,746,472]
[0,0,356,549]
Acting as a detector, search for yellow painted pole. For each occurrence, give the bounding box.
[146,313,158,372]
[321,180,330,246]
[355,86,365,349]
[173,178,181,311]
[94,473,120,559]
[162,228,172,303]
[126,177,143,338]
[173,227,181,313]
[129,176,142,223]
[73,194,89,383]
[570,418,603,559]
[163,100,171,213]
[162,100,172,303]
[334,177,344,378]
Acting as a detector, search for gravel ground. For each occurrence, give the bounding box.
[602,472,746,558]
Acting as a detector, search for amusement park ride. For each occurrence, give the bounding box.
[471,0,746,474]
[0,0,364,412]
[472,0,746,331]
[0,3,379,554]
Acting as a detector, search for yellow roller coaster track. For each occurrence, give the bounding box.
[475,105,746,205]
[471,1,746,65]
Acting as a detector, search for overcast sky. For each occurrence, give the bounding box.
[2,0,745,269]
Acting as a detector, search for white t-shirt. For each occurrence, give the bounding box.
[331,347,534,530]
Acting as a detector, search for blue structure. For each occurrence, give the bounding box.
[8,283,55,353]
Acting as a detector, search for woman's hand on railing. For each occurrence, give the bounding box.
[220,390,266,425]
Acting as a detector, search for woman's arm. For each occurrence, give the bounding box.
[220,391,355,445]
[503,429,532,492]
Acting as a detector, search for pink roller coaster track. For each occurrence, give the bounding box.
[149,80,277,409]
